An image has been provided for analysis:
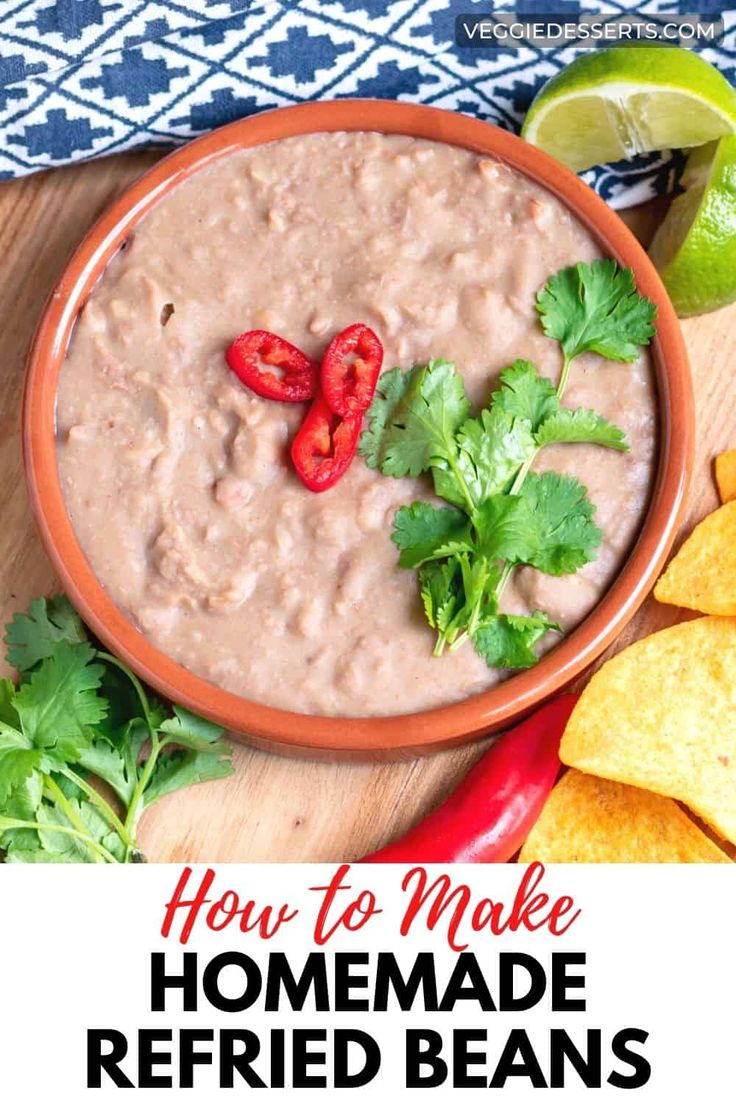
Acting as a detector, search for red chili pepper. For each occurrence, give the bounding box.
[225,330,317,403]
[362,694,578,864]
[291,394,362,493]
[321,323,384,418]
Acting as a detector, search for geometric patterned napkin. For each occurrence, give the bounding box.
[1,0,734,207]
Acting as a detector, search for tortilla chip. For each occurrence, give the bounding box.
[560,617,736,845]
[519,769,729,863]
[716,450,736,504]
[654,501,736,615]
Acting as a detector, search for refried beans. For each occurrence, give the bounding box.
[56,132,656,717]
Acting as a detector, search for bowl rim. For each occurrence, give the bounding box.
[23,99,693,755]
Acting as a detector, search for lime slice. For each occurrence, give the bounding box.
[522,47,736,172]
[649,135,736,316]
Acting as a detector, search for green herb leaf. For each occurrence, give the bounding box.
[519,472,602,575]
[84,716,150,804]
[492,360,559,432]
[0,780,46,858]
[473,611,560,669]
[536,259,657,365]
[472,494,537,564]
[445,407,536,503]
[13,641,107,765]
[456,553,500,632]
[75,739,135,806]
[359,360,470,480]
[535,407,629,451]
[419,554,501,654]
[0,770,44,865]
[3,846,60,864]
[5,596,87,674]
[358,366,412,471]
[0,678,20,728]
[5,850,67,863]
[142,748,234,809]
[419,559,464,638]
[4,804,77,863]
[392,502,472,569]
[32,798,124,863]
[0,727,43,805]
[158,706,229,754]
[4,771,43,821]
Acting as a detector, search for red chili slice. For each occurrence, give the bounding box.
[291,394,362,493]
[321,323,384,417]
[225,330,317,403]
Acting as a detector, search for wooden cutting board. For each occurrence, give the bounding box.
[1,150,734,862]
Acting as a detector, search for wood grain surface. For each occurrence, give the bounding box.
[1,150,734,862]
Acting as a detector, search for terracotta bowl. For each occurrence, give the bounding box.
[23,100,693,758]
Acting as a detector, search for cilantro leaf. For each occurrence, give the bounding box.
[392,502,472,569]
[357,367,412,471]
[76,739,135,806]
[473,612,560,669]
[13,641,107,766]
[536,259,656,365]
[472,494,537,564]
[0,726,44,805]
[419,554,501,654]
[359,360,470,479]
[519,472,602,575]
[4,771,43,821]
[455,553,501,631]
[95,664,154,737]
[4,801,93,864]
[3,845,60,864]
[0,794,43,857]
[32,799,125,863]
[142,748,234,809]
[77,801,127,862]
[492,360,559,432]
[419,559,464,639]
[535,407,628,451]
[0,677,20,727]
[133,707,232,818]
[158,706,225,749]
[0,765,44,867]
[26,804,78,859]
[428,464,469,511]
[436,407,535,505]
[5,596,87,674]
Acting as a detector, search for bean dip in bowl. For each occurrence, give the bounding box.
[24,102,692,755]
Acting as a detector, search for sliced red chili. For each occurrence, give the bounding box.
[225,330,317,403]
[321,323,384,418]
[291,394,362,493]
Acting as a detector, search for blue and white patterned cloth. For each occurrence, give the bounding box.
[1,0,735,206]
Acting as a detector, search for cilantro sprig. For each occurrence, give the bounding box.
[360,260,656,669]
[0,597,233,863]
[536,258,656,394]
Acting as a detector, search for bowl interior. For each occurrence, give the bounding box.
[23,100,693,756]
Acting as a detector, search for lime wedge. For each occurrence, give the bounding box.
[649,135,736,316]
[522,47,736,172]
